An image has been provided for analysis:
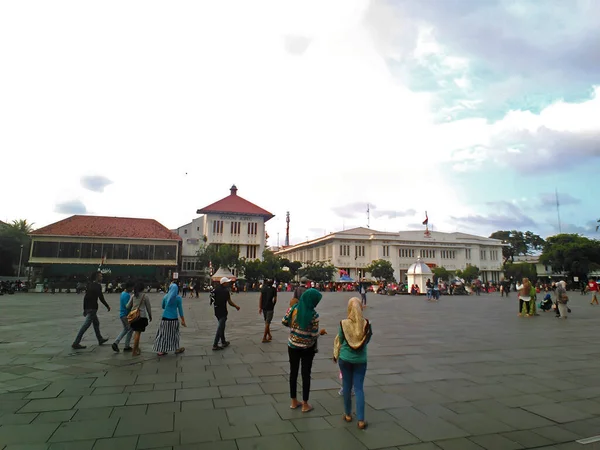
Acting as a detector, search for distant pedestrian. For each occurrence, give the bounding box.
[72,271,111,350]
[334,297,373,430]
[556,280,569,319]
[112,282,134,353]
[259,279,277,343]
[126,281,153,356]
[210,277,240,351]
[153,283,186,356]
[359,279,369,307]
[282,288,326,413]
[589,278,599,305]
[516,278,534,317]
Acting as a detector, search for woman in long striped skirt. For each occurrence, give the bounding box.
[153,282,187,356]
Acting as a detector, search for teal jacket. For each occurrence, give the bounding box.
[337,323,372,364]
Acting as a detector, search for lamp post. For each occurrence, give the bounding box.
[17,245,24,278]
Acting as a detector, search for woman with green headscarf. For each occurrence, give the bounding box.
[282,288,326,412]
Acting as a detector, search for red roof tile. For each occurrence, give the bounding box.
[31,215,182,241]
[197,186,274,221]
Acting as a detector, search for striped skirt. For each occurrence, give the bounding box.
[153,318,180,353]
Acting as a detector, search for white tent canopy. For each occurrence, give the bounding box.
[211,267,237,282]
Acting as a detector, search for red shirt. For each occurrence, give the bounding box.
[588,281,598,292]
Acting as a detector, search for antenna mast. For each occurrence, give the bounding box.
[367,204,370,228]
[556,188,562,233]
[285,212,290,247]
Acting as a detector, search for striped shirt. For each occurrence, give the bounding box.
[282,306,319,349]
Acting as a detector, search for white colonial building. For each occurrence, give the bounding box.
[275,227,505,282]
[173,185,274,279]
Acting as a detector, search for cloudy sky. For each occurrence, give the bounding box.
[1,0,598,245]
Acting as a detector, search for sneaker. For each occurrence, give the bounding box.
[98,338,109,345]
[111,343,119,353]
[123,347,133,352]
[71,343,86,349]
[222,341,230,348]
[338,388,344,396]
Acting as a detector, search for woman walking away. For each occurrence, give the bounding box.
[334,297,373,430]
[153,283,186,356]
[126,282,152,356]
[282,288,326,413]
[556,280,569,319]
[516,278,534,317]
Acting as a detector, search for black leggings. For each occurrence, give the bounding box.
[288,346,315,402]
[519,299,532,314]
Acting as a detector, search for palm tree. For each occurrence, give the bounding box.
[9,219,34,234]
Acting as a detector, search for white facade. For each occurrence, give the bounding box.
[275,227,505,282]
[173,186,272,278]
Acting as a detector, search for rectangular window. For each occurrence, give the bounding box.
[480,250,487,260]
[399,248,415,258]
[465,248,471,260]
[231,221,241,234]
[58,242,80,258]
[32,241,59,258]
[247,222,258,235]
[80,243,92,258]
[113,244,129,259]
[213,220,224,234]
[101,244,114,260]
[155,245,177,260]
[420,249,435,259]
[383,245,389,257]
[339,245,350,256]
[91,243,103,259]
[246,245,257,259]
[130,244,151,260]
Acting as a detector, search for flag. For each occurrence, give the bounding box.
[422,212,429,226]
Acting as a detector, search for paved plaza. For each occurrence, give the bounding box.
[1,290,600,450]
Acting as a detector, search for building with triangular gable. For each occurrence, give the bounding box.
[174,185,274,280]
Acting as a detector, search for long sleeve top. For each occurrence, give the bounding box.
[126,294,152,321]
[83,282,110,311]
[337,324,372,364]
[119,292,131,318]
[282,306,319,349]
[162,296,184,319]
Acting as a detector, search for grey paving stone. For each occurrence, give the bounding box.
[110,404,147,418]
[175,409,228,430]
[48,441,95,450]
[175,387,220,402]
[18,397,80,413]
[213,397,244,408]
[401,444,442,450]
[48,418,119,442]
[496,394,556,408]
[530,425,582,443]
[445,412,515,435]
[225,404,282,426]
[25,386,64,399]
[0,423,59,445]
[76,393,128,409]
[218,384,264,398]
[468,434,524,450]
[32,410,75,423]
[58,388,94,398]
[238,434,303,450]
[154,382,182,391]
[523,403,593,423]
[485,407,554,430]
[91,436,139,450]
[114,413,174,437]
[3,445,50,450]
[147,402,181,415]
[365,392,413,410]
[435,437,485,450]
[291,417,333,431]
[256,420,298,436]
[136,374,176,385]
[387,407,469,442]
[219,424,260,440]
[179,399,214,412]
[294,428,366,450]
[501,430,555,448]
[71,406,113,421]
[349,421,421,448]
[179,426,221,445]
[175,441,237,450]
[124,384,153,393]
[127,390,175,405]
[0,412,38,425]
[137,431,180,449]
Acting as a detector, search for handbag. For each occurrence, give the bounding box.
[127,308,140,324]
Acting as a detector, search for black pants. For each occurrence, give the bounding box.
[288,346,315,402]
[519,299,531,315]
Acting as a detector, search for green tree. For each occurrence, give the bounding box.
[503,262,537,283]
[365,259,396,282]
[261,249,282,279]
[196,244,242,274]
[299,261,336,283]
[455,265,480,282]
[540,234,600,277]
[240,258,263,284]
[490,230,545,263]
[281,259,302,278]
[0,219,33,276]
[432,267,453,282]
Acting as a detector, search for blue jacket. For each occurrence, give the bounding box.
[119,292,131,318]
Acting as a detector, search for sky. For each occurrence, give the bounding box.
[1,0,598,246]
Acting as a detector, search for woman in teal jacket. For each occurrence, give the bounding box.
[333,297,373,429]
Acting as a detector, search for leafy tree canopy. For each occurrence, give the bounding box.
[299,261,336,283]
[490,230,545,263]
[0,219,34,276]
[365,259,396,282]
[455,265,480,282]
[432,267,453,282]
[503,262,538,283]
[540,233,600,276]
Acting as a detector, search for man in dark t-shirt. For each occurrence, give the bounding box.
[210,277,240,351]
[72,271,111,349]
[259,279,277,343]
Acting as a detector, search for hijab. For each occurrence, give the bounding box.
[341,297,370,350]
[295,288,322,329]
[163,283,179,308]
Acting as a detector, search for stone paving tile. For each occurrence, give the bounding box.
[114,413,174,437]
[349,421,421,448]
[218,424,261,440]
[75,393,128,409]
[32,410,75,424]
[387,407,469,442]
[294,428,366,450]
[91,436,139,450]
[225,404,282,426]
[435,437,485,450]
[136,431,181,449]
[175,441,237,450]
[530,425,583,443]
[522,402,593,423]
[290,417,333,431]
[71,406,113,421]
[0,412,38,425]
[468,434,524,450]
[48,418,119,442]
[213,397,245,408]
[500,430,556,448]
[18,397,80,413]
[127,390,175,405]
[0,423,60,445]
[175,387,220,402]
[256,419,298,436]
[444,412,516,435]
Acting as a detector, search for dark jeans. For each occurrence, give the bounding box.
[339,359,367,421]
[288,346,315,402]
[73,309,103,345]
[360,293,367,306]
[214,316,227,346]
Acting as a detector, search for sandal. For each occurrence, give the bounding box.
[358,421,368,430]
[157,352,167,356]
[290,402,301,410]
[175,347,185,354]
[343,414,352,422]
[302,404,314,413]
